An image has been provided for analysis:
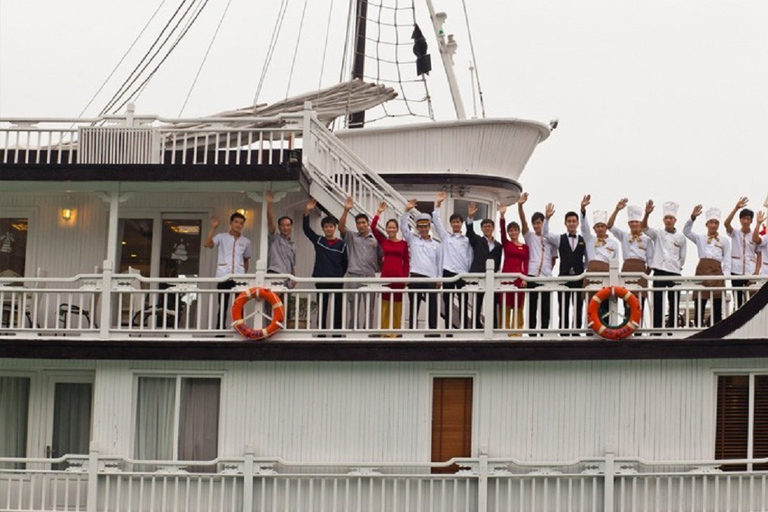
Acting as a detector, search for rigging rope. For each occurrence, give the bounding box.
[78,0,169,119]
[285,0,309,100]
[178,0,235,116]
[111,0,213,113]
[461,0,485,118]
[253,0,290,106]
[100,0,192,116]
[317,0,336,90]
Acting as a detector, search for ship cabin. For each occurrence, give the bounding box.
[2,104,768,512]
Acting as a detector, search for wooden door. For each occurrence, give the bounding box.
[431,377,472,473]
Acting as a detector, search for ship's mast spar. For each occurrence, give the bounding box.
[348,0,369,129]
[424,0,466,120]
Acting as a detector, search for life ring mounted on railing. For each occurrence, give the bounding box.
[587,286,642,340]
[231,287,285,340]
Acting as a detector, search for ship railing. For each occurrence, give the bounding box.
[0,268,765,340]
[5,449,768,511]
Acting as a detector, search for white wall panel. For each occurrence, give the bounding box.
[7,357,768,464]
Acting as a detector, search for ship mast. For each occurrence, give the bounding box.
[424,0,466,120]
[347,0,369,129]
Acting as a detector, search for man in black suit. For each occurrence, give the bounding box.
[466,202,503,328]
[544,204,588,332]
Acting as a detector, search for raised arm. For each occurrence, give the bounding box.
[466,202,480,245]
[432,191,449,239]
[683,205,702,243]
[203,216,219,248]
[498,203,509,246]
[606,197,627,230]
[642,200,654,235]
[399,198,418,244]
[518,193,530,235]
[724,197,748,235]
[754,210,766,245]
[338,196,354,237]
[580,195,593,242]
[303,199,320,241]
[371,201,387,244]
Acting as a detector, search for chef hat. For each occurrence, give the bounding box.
[627,205,643,222]
[593,210,608,226]
[662,201,679,218]
[705,207,721,222]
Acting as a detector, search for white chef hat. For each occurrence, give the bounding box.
[627,205,643,222]
[706,207,721,222]
[593,210,608,226]
[662,201,679,218]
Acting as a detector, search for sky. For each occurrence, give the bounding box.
[0,0,767,230]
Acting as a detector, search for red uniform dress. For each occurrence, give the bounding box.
[499,217,530,310]
[371,216,409,302]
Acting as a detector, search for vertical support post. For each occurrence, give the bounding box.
[242,446,255,512]
[477,446,488,512]
[86,442,99,512]
[608,258,620,325]
[100,260,113,339]
[603,445,615,512]
[483,259,495,339]
[105,191,120,266]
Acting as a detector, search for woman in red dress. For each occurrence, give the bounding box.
[371,202,409,335]
[499,203,529,335]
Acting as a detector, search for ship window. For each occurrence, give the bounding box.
[0,218,28,279]
[0,376,30,469]
[452,200,489,234]
[134,376,220,472]
[715,374,768,471]
[118,219,153,276]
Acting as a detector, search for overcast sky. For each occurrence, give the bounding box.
[1,0,767,230]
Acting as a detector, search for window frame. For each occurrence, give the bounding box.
[131,372,224,464]
[0,207,39,278]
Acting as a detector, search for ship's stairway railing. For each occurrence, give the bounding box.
[0,262,765,341]
[0,104,409,221]
[4,449,768,512]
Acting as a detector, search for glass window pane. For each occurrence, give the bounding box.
[0,218,28,278]
[453,200,490,233]
[135,377,176,464]
[0,376,30,469]
[178,378,220,472]
[119,219,153,276]
[52,383,93,470]
[160,219,202,278]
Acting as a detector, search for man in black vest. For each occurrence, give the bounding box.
[466,202,503,328]
[545,208,587,333]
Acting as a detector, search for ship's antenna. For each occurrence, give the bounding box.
[424,0,466,119]
[461,0,486,118]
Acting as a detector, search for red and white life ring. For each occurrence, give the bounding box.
[231,287,285,340]
[587,286,642,340]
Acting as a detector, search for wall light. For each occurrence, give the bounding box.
[236,208,246,216]
[61,208,74,221]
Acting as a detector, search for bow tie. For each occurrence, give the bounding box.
[595,238,606,247]
[568,234,577,238]
[708,235,719,243]
[629,234,642,243]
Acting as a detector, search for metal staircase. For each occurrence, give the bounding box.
[299,106,410,224]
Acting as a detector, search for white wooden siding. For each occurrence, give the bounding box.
[6,357,768,464]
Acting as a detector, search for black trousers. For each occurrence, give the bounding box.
[558,279,583,330]
[316,282,344,330]
[408,273,438,330]
[527,278,551,331]
[442,270,467,329]
[651,268,681,329]
[732,275,750,309]
[216,279,237,329]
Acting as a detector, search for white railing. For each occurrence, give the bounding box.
[5,450,768,511]
[0,265,765,341]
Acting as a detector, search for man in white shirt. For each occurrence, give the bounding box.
[606,199,653,311]
[433,191,472,329]
[204,212,252,329]
[752,210,768,276]
[724,197,757,308]
[518,193,556,333]
[683,205,731,326]
[642,200,686,331]
[401,199,443,331]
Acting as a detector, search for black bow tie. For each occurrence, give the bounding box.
[568,234,577,238]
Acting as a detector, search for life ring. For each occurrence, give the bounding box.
[587,286,642,340]
[231,287,285,340]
